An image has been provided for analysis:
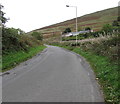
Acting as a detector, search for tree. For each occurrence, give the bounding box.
[2,28,22,52]
[0,4,8,24]
[85,27,91,31]
[63,28,71,34]
[17,28,25,35]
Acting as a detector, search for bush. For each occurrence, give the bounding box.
[62,28,71,34]
[31,32,43,41]
[2,28,42,55]
[2,28,23,54]
[85,27,91,31]
[78,35,119,62]
[112,20,119,26]
[102,24,113,34]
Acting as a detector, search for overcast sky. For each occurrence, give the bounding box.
[1,0,119,32]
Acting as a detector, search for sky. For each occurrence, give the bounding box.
[1,0,119,32]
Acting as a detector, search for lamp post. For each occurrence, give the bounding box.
[66,5,78,45]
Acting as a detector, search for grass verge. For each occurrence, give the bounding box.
[72,48,119,104]
[2,45,46,72]
[54,44,119,104]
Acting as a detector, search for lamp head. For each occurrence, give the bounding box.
[66,5,69,7]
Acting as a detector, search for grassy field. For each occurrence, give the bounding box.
[29,7,118,39]
[50,35,119,103]
[2,45,46,72]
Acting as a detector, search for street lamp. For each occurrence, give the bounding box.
[66,5,78,45]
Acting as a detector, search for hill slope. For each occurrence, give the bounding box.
[30,7,118,38]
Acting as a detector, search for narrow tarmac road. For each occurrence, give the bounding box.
[2,45,104,102]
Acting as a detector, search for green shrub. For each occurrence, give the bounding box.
[102,24,113,33]
[2,28,24,54]
[80,35,119,62]
[31,32,43,41]
[2,28,42,55]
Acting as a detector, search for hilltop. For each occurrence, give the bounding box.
[29,6,118,38]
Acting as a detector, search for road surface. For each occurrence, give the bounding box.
[2,45,104,102]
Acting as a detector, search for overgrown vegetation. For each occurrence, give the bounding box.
[1,4,46,71]
[31,32,43,41]
[50,33,119,103]
[2,45,46,72]
[2,27,45,71]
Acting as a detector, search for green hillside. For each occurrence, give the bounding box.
[29,6,118,39]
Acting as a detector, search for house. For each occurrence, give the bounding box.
[63,30,93,37]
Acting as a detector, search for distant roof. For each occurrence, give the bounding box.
[71,30,90,36]
[63,30,92,37]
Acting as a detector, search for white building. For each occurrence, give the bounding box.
[63,30,93,37]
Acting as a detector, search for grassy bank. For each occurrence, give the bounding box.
[58,45,119,103]
[50,35,119,103]
[72,48,119,103]
[2,45,46,72]
[2,27,46,72]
